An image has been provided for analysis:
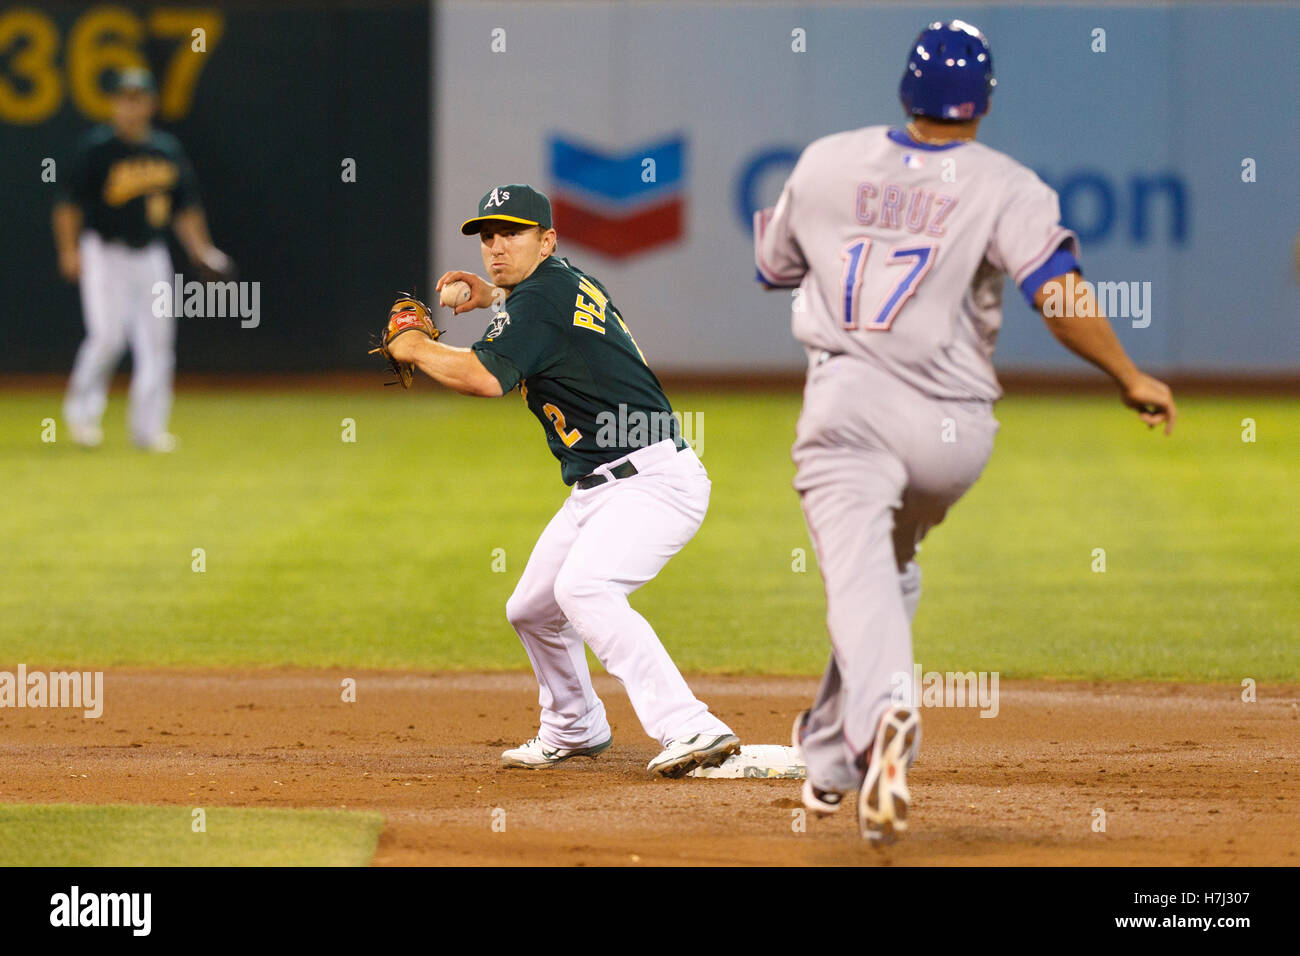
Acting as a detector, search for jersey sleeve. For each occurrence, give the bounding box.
[753,172,808,288]
[986,172,1080,304]
[470,290,561,392]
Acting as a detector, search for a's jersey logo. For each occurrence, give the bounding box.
[486,311,510,339]
[103,156,179,206]
[548,133,685,259]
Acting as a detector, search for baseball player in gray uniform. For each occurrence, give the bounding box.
[755,20,1176,842]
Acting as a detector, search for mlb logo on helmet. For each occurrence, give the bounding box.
[899,19,996,121]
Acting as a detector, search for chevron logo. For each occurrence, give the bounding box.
[548,134,685,259]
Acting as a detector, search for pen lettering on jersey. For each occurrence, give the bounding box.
[573,277,609,333]
[572,278,650,365]
[856,182,956,237]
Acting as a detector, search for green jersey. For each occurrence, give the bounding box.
[472,256,684,485]
[58,125,200,247]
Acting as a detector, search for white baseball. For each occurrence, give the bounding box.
[440,280,472,309]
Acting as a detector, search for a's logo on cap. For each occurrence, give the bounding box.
[485,187,511,208]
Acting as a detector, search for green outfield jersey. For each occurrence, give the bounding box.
[58,125,200,247]
[471,255,684,485]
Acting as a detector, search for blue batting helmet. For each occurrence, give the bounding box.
[899,20,996,120]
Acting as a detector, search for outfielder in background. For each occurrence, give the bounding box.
[376,184,741,777]
[757,21,1177,842]
[53,67,232,452]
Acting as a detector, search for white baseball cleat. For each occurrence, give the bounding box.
[857,708,921,844]
[792,711,844,813]
[647,733,741,778]
[68,423,103,448]
[135,432,178,453]
[501,735,611,769]
[801,779,844,816]
[791,708,810,758]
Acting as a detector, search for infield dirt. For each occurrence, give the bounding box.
[1,671,1295,866]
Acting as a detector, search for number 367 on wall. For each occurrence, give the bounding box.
[0,6,224,125]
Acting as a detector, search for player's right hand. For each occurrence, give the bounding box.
[435,270,498,315]
[1121,373,1177,435]
[58,249,80,282]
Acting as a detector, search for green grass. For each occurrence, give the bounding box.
[0,389,1296,680]
[0,804,383,866]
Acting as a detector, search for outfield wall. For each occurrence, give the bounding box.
[0,1,429,374]
[2,2,1296,376]
[432,1,1300,374]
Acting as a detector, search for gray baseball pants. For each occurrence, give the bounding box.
[793,352,998,793]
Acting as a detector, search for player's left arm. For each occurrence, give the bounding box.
[172,206,233,277]
[1032,274,1177,435]
[384,334,504,397]
[997,176,1176,435]
[170,145,232,277]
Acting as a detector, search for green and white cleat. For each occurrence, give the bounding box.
[501,735,612,769]
[647,733,741,778]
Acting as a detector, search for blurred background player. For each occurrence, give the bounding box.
[756,20,1176,842]
[52,67,232,452]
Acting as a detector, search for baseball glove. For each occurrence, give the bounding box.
[369,293,441,388]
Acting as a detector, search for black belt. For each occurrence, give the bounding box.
[575,460,638,489]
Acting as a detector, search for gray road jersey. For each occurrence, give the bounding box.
[756,125,1077,401]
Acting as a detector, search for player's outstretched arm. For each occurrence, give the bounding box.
[1034,272,1177,435]
[52,202,83,282]
[173,207,234,278]
[385,333,504,397]
[435,270,502,315]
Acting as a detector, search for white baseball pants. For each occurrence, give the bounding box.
[64,231,176,445]
[506,439,734,749]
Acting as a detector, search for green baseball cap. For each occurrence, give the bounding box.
[460,184,553,235]
[110,67,157,94]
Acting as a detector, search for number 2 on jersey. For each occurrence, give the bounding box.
[840,239,938,330]
[543,403,582,447]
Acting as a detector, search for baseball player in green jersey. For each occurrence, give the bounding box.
[53,67,232,451]
[386,184,740,776]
